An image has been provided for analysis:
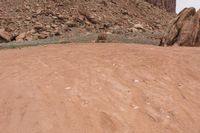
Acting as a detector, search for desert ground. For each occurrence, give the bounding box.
[0,44,200,133]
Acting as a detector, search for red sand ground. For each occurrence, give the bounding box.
[0,44,200,133]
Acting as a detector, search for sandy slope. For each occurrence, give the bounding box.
[0,44,200,133]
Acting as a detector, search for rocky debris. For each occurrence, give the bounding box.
[34,24,46,33]
[79,9,100,24]
[96,33,108,43]
[0,0,174,43]
[16,31,34,42]
[161,8,200,47]
[15,32,27,42]
[38,31,50,39]
[128,27,138,33]
[145,0,176,12]
[134,24,146,32]
[66,21,77,28]
[0,29,13,42]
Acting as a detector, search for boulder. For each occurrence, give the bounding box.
[38,31,50,39]
[128,27,138,32]
[197,31,200,45]
[96,33,108,43]
[79,9,100,24]
[0,29,13,42]
[134,24,145,32]
[16,31,33,42]
[66,21,77,28]
[160,8,200,47]
[15,32,26,42]
[34,23,46,32]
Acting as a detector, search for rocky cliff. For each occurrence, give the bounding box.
[145,0,176,12]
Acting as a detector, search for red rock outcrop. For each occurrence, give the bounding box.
[160,8,200,47]
[145,0,176,12]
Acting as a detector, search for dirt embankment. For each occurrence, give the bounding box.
[0,44,200,133]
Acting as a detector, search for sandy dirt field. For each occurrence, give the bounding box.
[0,44,200,133]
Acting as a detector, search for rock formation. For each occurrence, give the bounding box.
[160,8,200,47]
[145,0,176,12]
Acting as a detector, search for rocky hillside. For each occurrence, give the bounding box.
[145,0,176,12]
[0,0,174,42]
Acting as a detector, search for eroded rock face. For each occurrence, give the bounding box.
[145,0,176,12]
[160,8,200,47]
